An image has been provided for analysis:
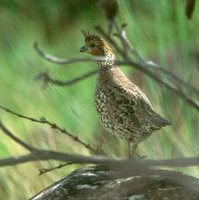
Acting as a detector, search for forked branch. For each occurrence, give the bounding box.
[34,36,199,111]
[0,120,199,168]
[0,105,97,153]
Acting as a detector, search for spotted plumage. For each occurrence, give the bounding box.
[80,30,170,157]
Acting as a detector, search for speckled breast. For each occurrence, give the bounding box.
[95,89,113,131]
[94,85,147,143]
[95,79,152,143]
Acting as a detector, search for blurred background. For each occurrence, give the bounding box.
[0,0,198,199]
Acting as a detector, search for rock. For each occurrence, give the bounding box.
[30,165,199,200]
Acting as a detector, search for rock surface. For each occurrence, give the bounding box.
[30,165,199,200]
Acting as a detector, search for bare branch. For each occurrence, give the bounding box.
[0,105,97,153]
[150,63,199,97]
[34,59,199,111]
[36,70,98,87]
[96,26,199,111]
[39,162,74,176]
[125,60,199,111]
[33,27,199,111]
[0,121,35,152]
[113,24,146,63]
[34,38,199,97]
[33,42,108,65]
[113,24,199,97]
[100,25,199,94]
[0,149,199,168]
[0,113,199,168]
[95,25,125,57]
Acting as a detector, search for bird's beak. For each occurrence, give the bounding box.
[80,46,87,52]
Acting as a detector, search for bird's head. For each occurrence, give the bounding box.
[80,30,114,57]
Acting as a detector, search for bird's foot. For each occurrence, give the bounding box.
[136,153,147,159]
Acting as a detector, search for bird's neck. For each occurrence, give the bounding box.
[96,51,127,83]
[97,51,116,72]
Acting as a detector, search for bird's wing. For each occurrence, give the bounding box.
[121,84,170,129]
[112,82,156,125]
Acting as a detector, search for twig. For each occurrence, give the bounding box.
[33,28,199,111]
[36,70,98,87]
[39,161,74,176]
[34,39,199,97]
[98,26,199,95]
[114,23,145,63]
[0,105,97,153]
[34,60,199,111]
[0,119,199,168]
[114,25,199,97]
[95,26,125,57]
[113,23,130,57]
[126,60,199,111]
[149,63,199,97]
[0,149,199,167]
[33,42,108,65]
[96,27,199,111]
[0,121,35,152]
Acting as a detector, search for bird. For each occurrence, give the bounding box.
[80,30,170,158]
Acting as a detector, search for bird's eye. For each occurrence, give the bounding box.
[90,43,96,48]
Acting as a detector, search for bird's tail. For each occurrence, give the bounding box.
[160,117,171,126]
[151,114,171,130]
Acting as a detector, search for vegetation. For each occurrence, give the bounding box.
[0,0,198,199]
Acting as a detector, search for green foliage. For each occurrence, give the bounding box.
[0,0,198,199]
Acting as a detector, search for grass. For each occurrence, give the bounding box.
[0,0,198,199]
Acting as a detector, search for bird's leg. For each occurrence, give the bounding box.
[128,139,132,158]
[131,144,138,157]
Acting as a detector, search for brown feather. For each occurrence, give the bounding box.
[80,32,170,156]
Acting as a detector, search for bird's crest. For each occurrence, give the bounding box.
[80,29,114,57]
[81,29,102,42]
